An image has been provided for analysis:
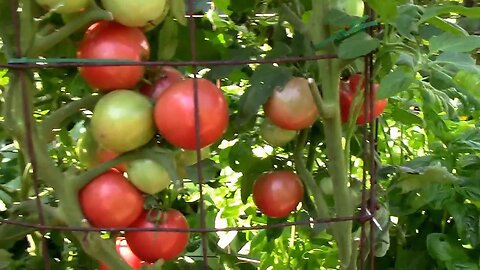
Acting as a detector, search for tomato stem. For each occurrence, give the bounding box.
[40,94,102,142]
[28,7,113,57]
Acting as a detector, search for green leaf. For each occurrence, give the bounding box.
[337,32,380,59]
[447,203,479,247]
[185,159,221,183]
[392,165,457,193]
[427,233,474,265]
[157,17,179,60]
[391,108,423,125]
[170,0,187,26]
[430,33,480,53]
[393,4,424,40]
[421,5,480,23]
[265,217,286,241]
[236,65,291,126]
[365,0,397,22]
[435,52,479,73]
[377,67,415,99]
[0,249,12,269]
[426,17,469,36]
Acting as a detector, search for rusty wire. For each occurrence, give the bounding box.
[1,1,381,269]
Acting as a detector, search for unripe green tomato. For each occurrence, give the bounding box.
[101,0,167,27]
[36,0,89,14]
[260,119,297,147]
[91,90,155,153]
[127,159,171,194]
[319,177,334,195]
[175,147,211,167]
[76,129,98,168]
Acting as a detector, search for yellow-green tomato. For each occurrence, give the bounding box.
[91,90,155,153]
[127,159,171,194]
[75,128,98,168]
[36,0,89,14]
[260,119,297,147]
[101,0,167,27]
[175,147,211,167]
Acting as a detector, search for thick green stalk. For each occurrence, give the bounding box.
[308,0,354,268]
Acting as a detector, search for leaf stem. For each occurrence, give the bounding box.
[40,94,101,142]
[28,8,112,57]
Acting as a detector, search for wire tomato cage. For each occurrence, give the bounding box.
[0,0,382,269]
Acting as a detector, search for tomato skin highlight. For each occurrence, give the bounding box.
[264,77,318,130]
[91,90,155,153]
[99,237,143,270]
[140,66,184,100]
[125,209,189,263]
[154,78,229,149]
[77,21,149,91]
[340,74,388,125]
[79,170,144,228]
[252,171,304,218]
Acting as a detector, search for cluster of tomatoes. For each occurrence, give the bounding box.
[35,0,387,267]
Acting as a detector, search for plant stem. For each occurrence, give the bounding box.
[309,0,354,268]
[40,94,101,142]
[294,130,329,220]
[28,8,112,57]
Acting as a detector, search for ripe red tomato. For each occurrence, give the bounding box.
[97,148,127,172]
[91,90,155,153]
[153,78,229,149]
[125,209,189,263]
[264,77,318,130]
[77,21,149,91]
[99,237,143,270]
[340,74,388,125]
[252,171,304,218]
[140,66,184,100]
[79,170,144,228]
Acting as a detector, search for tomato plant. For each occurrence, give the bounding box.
[77,21,149,91]
[91,90,155,153]
[99,238,144,270]
[140,66,184,100]
[154,78,229,149]
[264,77,318,130]
[252,171,304,218]
[35,0,89,14]
[126,159,171,194]
[125,209,189,263]
[79,170,144,228]
[340,74,388,125]
[101,0,167,27]
[259,118,297,146]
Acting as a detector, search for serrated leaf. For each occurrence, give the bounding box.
[337,32,380,59]
[236,65,291,126]
[430,33,480,53]
[377,67,415,99]
[393,165,457,193]
[393,4,424,39]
